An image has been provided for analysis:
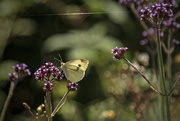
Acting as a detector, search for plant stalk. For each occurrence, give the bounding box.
[122,57,164,96]
[46,91,52,121]
[0,82,16,121]
[155,22,171,121]
[51,90,69,117]
[167,30,172,94]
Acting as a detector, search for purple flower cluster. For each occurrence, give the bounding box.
[140,28,164,46]
[34,62,64,92]
[142,28,155,37]
[111,47,128,60]
[34,62,63,81]
[43,81,53,92]
[163,18,180,31]
[143,28,164,38]
[13,63,31,76]
[140,39,148,46]
[9,73,18,81]
[140,2,173,21]
[158,0,178,7]
[67,82,78,91]
[173,39,180,45]
[9,63,31,82]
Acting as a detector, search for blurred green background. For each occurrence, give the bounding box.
[0,0,180,121]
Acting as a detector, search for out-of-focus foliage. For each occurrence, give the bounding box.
[43,23,121,64]
[0,0,180,121]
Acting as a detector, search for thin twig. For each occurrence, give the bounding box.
[122,57,165,96]
[51,90,69,117]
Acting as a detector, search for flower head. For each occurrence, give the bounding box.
[142,28,155,37]
[9,63,31,82]
[34,62,63,81]
[163,18,180,32]
[67,82,78,91]
[140,2,173,22]
[158,0,178,8]
[34,62,64,92]
[9,73,18,82]
[119,47,128,55]
[140,39,148,46]
[111,47,128,60]
[13,63,31,76]
[43,81,53,92]
[136,0,148,12]
[111,47,119,54]
[172,39,180,45]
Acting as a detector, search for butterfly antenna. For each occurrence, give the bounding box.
[58,54,63,62]
[54,54,63,62]
[54,54,64,67]
[54,57,60,62]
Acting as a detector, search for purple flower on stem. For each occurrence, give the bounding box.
[140,39,148,46]
[172,39,180,45]
[43,81,53,92]
[140,2,173,21]
[142,28,155,37]
[45,62,53,68]
[158,0,178,8]
[120,47,128,55]
[111,47,119,54]
[9,63,31,81]
[111,47,128,60]
[163,18,180,32]
[67,82,78,91]
[13,63,31,76]
[53,72,64,81]
[8,73,18,82]
[34,62,63,82]
[142,28,164,39]
[34,62,64,91]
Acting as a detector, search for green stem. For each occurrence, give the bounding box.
[122,57,165,96]
[0,82,16,121]
[51,90,69,117]
[167,30,172,94]
[168,75,180,96]
[46,91,52,121]
[130,3,158,77]
[155,22,171,121]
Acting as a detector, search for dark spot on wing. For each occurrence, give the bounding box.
[75,64,81,71]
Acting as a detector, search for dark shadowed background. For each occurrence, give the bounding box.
[0,0,180,121]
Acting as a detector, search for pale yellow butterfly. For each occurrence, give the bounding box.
[60,59,89,82]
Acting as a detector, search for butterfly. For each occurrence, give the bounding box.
[60,59,89,82]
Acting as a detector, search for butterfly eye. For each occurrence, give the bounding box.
[78,64,81,67]
[60,63,64,68]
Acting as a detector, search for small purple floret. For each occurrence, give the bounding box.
[67,82,78,91]
[9,73,18,81]
[111,47,128,60]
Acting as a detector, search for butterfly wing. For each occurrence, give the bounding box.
[62,59,89,82]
